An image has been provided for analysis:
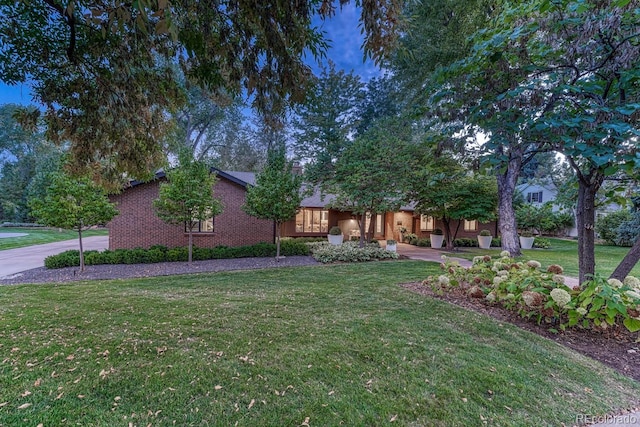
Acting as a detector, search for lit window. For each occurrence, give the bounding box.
[364,213,385,234]
[295,209,329,233]
[464,220,477,231]
[187,216,215,233]
[420,215,434,231]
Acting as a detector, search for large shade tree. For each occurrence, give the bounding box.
[459,0,640,283]
[0,1,401,182]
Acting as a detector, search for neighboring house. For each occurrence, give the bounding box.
[516,181,624,237]
[108,169,498,250]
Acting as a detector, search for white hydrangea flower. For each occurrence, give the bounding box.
[607,278,623,289]
[486,292,497,302]
[552,275,565,285]
[438,275,450,286]
[550,288,571,308]
[526,260,541,269]
[625,290,640,301]
[473,256,484,265]
[441,255,448,261]
[493,276,505,286]
[500,250,511,258]
[497,270,509,277]
[493,261,505,270]
[505,293,515,300]
[624,276,640,289]
[491,267,499,273]
[576,307,587,316]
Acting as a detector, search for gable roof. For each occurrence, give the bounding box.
[127,168,253,189]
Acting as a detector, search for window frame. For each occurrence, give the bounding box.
[463,219,478,231]
[295,208,329,233]
[420,215,434,231]
[186,216,215,234]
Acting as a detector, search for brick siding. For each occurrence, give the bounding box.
[108,176,274,250]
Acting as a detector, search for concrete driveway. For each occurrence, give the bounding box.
[0,236,109,279]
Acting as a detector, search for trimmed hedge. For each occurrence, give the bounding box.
[44,241,310,269]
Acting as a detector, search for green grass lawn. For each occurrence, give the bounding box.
[453,238,640,278]
[0,261,637,426]
[0,227,108,251]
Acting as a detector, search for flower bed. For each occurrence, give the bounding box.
[423,251,640,333]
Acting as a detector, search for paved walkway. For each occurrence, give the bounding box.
[0,236,109,279]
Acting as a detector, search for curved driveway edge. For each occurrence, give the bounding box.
[0,236,109,279]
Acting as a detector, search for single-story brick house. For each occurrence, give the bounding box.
[108,169,497,250]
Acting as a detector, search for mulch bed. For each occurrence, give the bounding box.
[0,256,320,285]
[401,281,640,382]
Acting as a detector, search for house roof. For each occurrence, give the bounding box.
[127,168,417,212]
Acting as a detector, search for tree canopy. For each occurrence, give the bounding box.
[0,0,401,182]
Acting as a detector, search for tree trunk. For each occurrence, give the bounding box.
[575,173,602,285]
[275,222,281,261]
[367,214,376,243]
[442,217,454,250]
[610,236,640,281]
[496,151,522,257]
[188,230,193,264]
[359,212,367,248]
[78,227,85,273]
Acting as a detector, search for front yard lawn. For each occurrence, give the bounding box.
[1,261,638,426]
[0,227,108,251]
[453,237,640,278]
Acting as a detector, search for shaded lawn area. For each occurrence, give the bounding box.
[0,227,108,251]
[1,261,638,426]
[453,238,640,278]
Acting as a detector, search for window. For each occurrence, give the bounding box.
[295,209,329,233]
[527,191,543,203]
[187,216,215,233]
[364,213,385,234]
[420,215,434,231]
[463,219,477,231]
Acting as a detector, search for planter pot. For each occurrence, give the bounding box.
[519,236,535,250]
[477,235,493,249]
[430,234,444,249]
[386,243,397,252]
[327,234,344,245]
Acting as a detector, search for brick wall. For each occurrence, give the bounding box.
[108,176,274,250]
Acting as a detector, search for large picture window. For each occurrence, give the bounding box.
[420,215,434,231]
[295,209,329,233]
[463,219,477,231]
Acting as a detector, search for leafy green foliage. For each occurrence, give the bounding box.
[243,148,302,257]
[0,1,401,180]
[153,152,222,263]
[411,156,498,250]
[44,240,310,269]
[307,241,398,263]
[596,210,633,246]
[29,171,118,271]
[427,253,640,333]
[516,203,574,235]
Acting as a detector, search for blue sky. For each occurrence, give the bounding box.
[0,4,379,107]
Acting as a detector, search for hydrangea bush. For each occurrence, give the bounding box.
[423,252,640,333]
[307,241,399,263]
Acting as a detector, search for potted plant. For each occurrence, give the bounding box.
[386,239,397,252]
[519,231,535,250]
[327,226,344,245]
[430,228,444,249]
[477,229,493,249]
